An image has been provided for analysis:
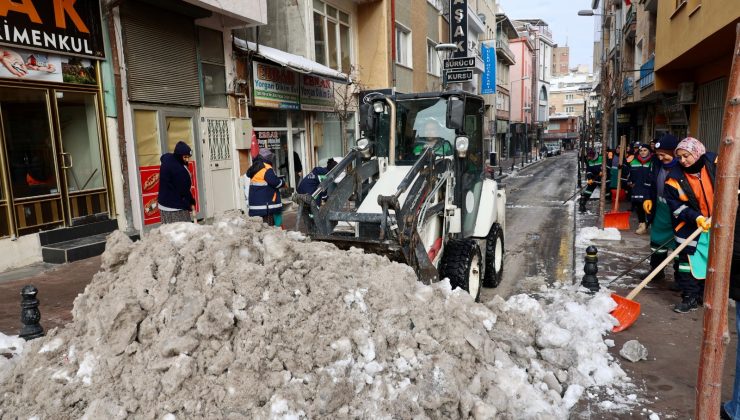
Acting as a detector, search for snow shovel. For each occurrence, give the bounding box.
[604,136,631,230]
[562,184,590,204]
[611,224,705,332]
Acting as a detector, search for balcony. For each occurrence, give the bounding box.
[496,40,516,65]
[624,5,636,40]
[639,57,655,90]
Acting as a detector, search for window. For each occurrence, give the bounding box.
[313,1,351,72]
[565,106,575,113]
[427,40,440,76]
[198,27,226,108]
[396,24,412,67]
[565,94,574,101]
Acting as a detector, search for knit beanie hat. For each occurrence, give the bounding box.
[258,148,274,163]
[654,134,679,152]
[676,137,706,161]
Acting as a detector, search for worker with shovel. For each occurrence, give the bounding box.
[579,149,608,213]
[642,135,680,286]
[664,137,717,313]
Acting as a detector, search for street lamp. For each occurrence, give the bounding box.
[435,43,458,91]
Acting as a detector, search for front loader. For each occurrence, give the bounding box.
[294,90,506,301]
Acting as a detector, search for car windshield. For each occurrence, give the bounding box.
[376,98,456,165]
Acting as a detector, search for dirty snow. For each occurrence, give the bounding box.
[0,332,25,384]
[0,213,637,418]
[578,227,622,244]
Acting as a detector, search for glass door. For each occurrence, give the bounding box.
[0,87,64,234]
[55,90,108,222]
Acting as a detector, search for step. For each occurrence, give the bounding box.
[38,219,119,246]
[41,231,140,264]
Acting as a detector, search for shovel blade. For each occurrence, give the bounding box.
[610,293,641,332]
[604,211,631,230]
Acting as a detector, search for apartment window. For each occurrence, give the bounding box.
[198,27,226,108]
[565,94,574,101]
[314,0,351,72]
[426,0,443,11]
[396,24,412,67]
[565,106,575,113]
[427,40,440,76]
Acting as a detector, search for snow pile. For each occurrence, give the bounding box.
[0,333,25,384]
[0,213,632,418]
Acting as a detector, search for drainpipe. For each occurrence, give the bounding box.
[390,0,396,87]
[105,2,134,231]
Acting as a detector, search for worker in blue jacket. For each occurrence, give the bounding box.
[297,158,337,204]
[579,148,607,212]
[627,144,654,235]
[247,148,284,226]
[157,141,196,224]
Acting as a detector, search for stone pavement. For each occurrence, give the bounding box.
[572,193,736,419]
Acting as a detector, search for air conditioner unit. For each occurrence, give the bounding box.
[678,82,696,104]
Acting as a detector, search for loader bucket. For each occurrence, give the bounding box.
[610,293,641,332]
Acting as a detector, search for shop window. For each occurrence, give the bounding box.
[134,110,162,167]
[396,24,412,68]
[198,27,227,108]
[313,1,352,72]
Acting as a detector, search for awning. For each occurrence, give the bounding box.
[234,37,350,84]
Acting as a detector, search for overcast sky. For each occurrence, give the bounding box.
[498,0,596,73]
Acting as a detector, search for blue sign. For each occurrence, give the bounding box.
[481,44,496,94]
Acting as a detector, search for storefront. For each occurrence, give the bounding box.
[233,39,351,189]
[0,0,112,266]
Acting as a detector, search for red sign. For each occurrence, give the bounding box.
[139,161,199,226]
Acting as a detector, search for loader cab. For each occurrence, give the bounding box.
[363,91,486,237]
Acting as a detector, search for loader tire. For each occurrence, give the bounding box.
[439,239,482,302]
[483,223,504,288]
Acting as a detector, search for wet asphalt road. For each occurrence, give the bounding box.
[481,151,579,302]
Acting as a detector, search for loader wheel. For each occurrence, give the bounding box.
[483,223,504,288]
[439,239,482,302]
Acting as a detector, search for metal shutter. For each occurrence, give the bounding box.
[121,1,201,106]
[697,78,728,153]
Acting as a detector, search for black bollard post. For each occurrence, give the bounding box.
[581,246,600,293]
[19,285,44,340]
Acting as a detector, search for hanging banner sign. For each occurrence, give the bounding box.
[449,0,468,58]
[301,74,334,112]
[480,43,496,94]
[446,69,473,82]
[0,0,105,59]
[443,56,475,70]
[0,46,96,83]
[252,61,300,110]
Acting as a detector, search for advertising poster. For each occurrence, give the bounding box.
[252,61,300,110]
[139,161,200,226]
[255,130,282,149]
[301,74,334,112]
[0,0,106,59]
[0,46,96,84]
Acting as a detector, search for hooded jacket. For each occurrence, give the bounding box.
[247,156,284,216]
[297,166,330,203]
[157,142,195,211]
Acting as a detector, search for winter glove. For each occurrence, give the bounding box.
[587,179,594,186]
[643,200,653,215]
[696,215,711,232]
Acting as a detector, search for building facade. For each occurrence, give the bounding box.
[552,45,570,77]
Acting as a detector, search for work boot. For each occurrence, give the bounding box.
[578,197,587,213]
[674,295,701,313]
[635,223,648,235]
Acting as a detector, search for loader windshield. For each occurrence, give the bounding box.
[392,98,456,165]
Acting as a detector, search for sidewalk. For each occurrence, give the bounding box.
[572,194,736,419]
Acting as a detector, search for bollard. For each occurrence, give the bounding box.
[581,246,600,293]
[19,285,44,340]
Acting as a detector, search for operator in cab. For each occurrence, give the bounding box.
[413,120,453,157]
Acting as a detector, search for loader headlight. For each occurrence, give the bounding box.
[455,136,469,158]
[356,137,371,158]
[373,101,385,113]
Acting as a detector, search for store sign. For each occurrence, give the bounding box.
[252,61,300,110]
[480,43,496,94]
[0,0,105,59]
[449,0,467,58]
[443,57,475,70]
[301,74,334,112]
[0,46,96,83]
[446,69,473,82]
[255,130,282,148]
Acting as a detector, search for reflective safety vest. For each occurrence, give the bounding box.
[248,163,284,217]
